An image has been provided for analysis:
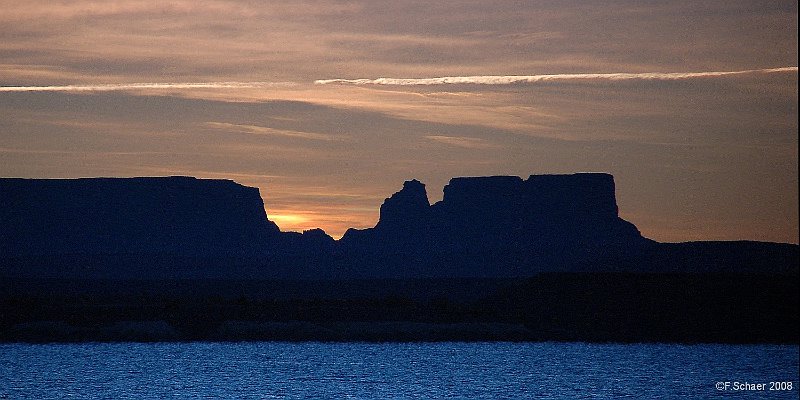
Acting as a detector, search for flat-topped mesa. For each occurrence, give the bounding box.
[344,173,644,249]
[442,175,525,205]
[525,173,619,219]
[440,173,619,220]
[3,174,796,282]
[0,176,280,258]
[369,173,638,248]
[436,173,634,238]
[336,173,648,277]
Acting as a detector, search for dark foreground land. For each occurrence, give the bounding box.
[2,175,797,343]
[2,273,796,343]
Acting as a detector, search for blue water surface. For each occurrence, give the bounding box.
[1,342,797,399]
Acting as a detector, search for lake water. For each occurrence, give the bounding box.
[1,342,797,399]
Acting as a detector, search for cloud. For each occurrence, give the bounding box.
[424,135,497,149]
[204,122,346,141]
[0,82,296,92]
[3,67,793,93]
[315,67,798,86]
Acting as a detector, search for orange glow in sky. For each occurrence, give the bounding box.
[1,1,797,243]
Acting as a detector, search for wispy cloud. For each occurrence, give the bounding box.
[0,82,296,92]
[204,122,345,141]
[2,67,794,93]
[424,135,497,149]
[315,67,798,86]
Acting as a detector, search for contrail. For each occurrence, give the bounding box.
[3,67,795,92]
[0,81,296,92]
[314,67,798,86]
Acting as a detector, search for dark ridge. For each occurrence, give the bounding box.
[344,173,652,277]
[1,274,796,343]
[0,176,280,258]
[1,174,797,343]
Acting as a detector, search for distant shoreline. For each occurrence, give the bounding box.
[3,273,797,345]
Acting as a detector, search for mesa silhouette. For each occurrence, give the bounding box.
[1,174,797,343]
[1,174,796,279]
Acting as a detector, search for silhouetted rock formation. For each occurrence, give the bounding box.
[435,173,644,248]
[378,179,431,229]
[0,176,280,259]
[1,174,798,344]
[1,174,797,280]
[341,173,651,277]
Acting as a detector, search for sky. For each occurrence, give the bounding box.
[0,1,797,243]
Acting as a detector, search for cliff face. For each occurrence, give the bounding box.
[2,175,797,344]
[340,173,648,276]
[377,179,430,229]
[3,174,794,280]
[434,173,641,245]
[0,177,281,258]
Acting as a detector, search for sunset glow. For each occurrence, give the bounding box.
[1,1,797,243]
